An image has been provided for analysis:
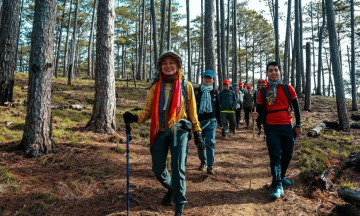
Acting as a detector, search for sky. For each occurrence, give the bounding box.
[177,0,312,44]
[175,0,357,96]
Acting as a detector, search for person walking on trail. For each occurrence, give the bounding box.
[252,61,302,199]
[252,82,262,132]
[123,51,205,216]
[219,79,237,137]
[194,70,222,175]
[233,83,242,129]
[238,82,246,94]
[238,82,246,123]
[243,85,253,129]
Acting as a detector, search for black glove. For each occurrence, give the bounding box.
[193,131,206,150]
[123,111,138,123]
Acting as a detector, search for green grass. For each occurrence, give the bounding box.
[0,166,16,184]
[341,179,355,190]
[112,145,124,154]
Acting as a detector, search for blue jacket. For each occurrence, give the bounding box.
[194,86,222,127]
[219,89,237,111]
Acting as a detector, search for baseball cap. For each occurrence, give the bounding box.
[202,70,215,78]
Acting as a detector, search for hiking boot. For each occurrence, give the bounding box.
[198,163,207,171]
[282,178,292,186]
[270,186,284,199]
[257,131,262,137]
[174,211,183,216]
[207,166,215,175]
[161,189,173,206]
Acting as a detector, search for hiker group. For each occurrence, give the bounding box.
[123,51,302,216]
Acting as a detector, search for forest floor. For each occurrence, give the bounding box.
[0,73,360,216]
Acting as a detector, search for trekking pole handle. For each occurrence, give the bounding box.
[125,122,132,142]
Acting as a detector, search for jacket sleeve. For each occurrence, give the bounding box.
[215,90,222,127]
[186,82,202,132]
[291,99,301,126]
[232,92,237,108]
[136,84,156,123]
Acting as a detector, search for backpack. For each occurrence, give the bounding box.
[243,92,252,109]
[260,84,292,130]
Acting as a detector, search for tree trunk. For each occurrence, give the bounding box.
[310,2,317,92]
[136,0,145,80]
[54,0,67,79]
[63,0,73,77]
[283,0,291,83]
[14,0,24,74]
[88,0,97,78]
[68,0,79,85]
[0,0,21,105]
[186,0,191,81]
[150,0,158,67]
[322,64,325,95]
[166,0,172,50]
[316,0,325,95]
[216,0,222,81]
[294,0,302,97]
[226,0,230,78]
[201,0,204,80]
[245,32,248,82]
[304,42,311,111]
[220,0,226,82]
[274,0,280,69]
[350,0,357,111]
[252,40,255,89]
[86,0,116,134]
[160,0,166,54]
[299,0,305,94]
[325,0,350,132]
[232,0,237,85]
[21,0,57,157]
[204,0,216,84]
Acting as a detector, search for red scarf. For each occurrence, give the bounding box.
[150,75,182,147]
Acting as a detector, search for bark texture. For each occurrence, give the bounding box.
[21,0,58,157]
[325,0,350,132]
[86,0,116,134]
[0,0,21,105]
[204,0,215,76]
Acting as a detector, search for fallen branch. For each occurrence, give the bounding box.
[338,189,360,205]
[70,104,85,111]
[324,121,360,129]
[351,114,360,121]
[307,122,326,137]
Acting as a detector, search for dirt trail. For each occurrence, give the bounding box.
[114,123,321,216]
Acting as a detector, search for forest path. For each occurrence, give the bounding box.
[115,121,321,216]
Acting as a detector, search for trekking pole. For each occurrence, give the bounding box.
[250,107,256,191]
[125,122,132,216]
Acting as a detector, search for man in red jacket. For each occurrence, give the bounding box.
[252,61,302,199]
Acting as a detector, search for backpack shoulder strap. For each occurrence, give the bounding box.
[282,83,293,111]
[182,79,189,114]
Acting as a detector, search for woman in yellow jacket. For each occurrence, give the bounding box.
[123,51,205,216]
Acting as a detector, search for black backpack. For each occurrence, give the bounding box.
[244,92,252,109]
